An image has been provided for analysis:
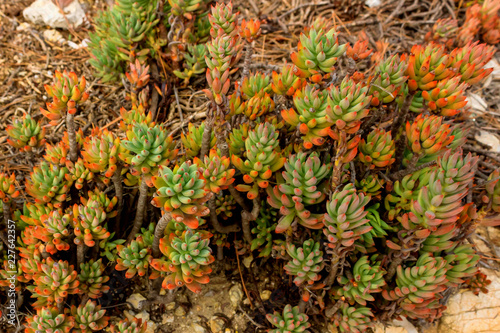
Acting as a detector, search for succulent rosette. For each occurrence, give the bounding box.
[78,259,110,299]
[6,113,46,151]
[115,234,152,278]
[267,304,311,333]
[358,129,396,168]
[72,200,111,247]
[284,239,324,286]
[194,149,235,194]
[25,162,72,207]
[25,306,75,333]
[71,300,109,332]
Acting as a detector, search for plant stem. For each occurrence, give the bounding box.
[324,254,340,287]
[112,164,124,226]
[386,257,403,280]
[217,245,224,261]
[208,197,240,233]
[2,201,10,228]
[325,300,344,318]
[66,112,78,163]
[241,199,260,244]
[77,243,85,267]
[127,178,148,244]
[199,115,214,159]
[239,43,253,88]
[152,211,172,258]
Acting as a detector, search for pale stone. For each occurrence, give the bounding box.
[229,284,244,307]
[144,320,157,333]
[475,130,500,153]
[23,0,85,29]
[165,301,176,311]
[365,0,382,7]
[209,316,225,333]
[191,323,208,333]
[242,255,253,268]
[126,293,147,310]
[174,306,186,317]
[162,313,174,324]
[135,311,150,322]
[260,290,272,301]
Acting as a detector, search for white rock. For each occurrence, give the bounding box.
[191,323,208,333]
[23,0,85,29]
[467,93,488,114]
[365,0,382,7]
[162,313,175,324]
[145,320,157,333]
[260,290,272,301]
[373,318,417,333]
[42,29,64,44]
[16,22,31,31]
[126,293,147,310]
[475,130,500,153]
[135,310,150,322]
[229,284,244,307]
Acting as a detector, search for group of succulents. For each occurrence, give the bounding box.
[1,0,500,332]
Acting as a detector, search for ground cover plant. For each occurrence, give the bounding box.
[0,0,500,332]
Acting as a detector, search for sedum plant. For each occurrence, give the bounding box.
[115,234,152,278]
[70,300,109,332]
[333,303,374,333]
[284,239,324,287]
[25,306,75,333]
[78,259,110,299]
[25,162,72,208]
[267,304,311,333]
[110,317,147,333]
[6,113,46,152]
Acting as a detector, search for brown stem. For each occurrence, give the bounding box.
[127,178,148,244]
[228,184,250,212]
[239,43,253,88]
[112,164,123,227]
[77,243,85,268]
[323,254,340,287]
[390,160,436,181]
[199,115,214,159]
[241,199,260,244]
[386,257,403,280]
[2,201,11,227]
[66,112,78,163]
[217,245,224,261]
[391,91,415,169]
[208,197,240,234]
[325,300,344,318]
[152,211,172,257]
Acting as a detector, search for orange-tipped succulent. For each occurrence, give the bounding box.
[78,259,110,299]
[41,70,89,125]
[326,77,372,134]
[282,84,332,149]
[0,172,20,204]
[406,43,455,91]
[422,76,468,116]
[25,306,75,333]
[271,63,306,97]
[358,129,396,168]
[450,42,495,85]
[346,39,373,61]
[72,200,111,247]
[33,210,71,255]
[403,114,454,166]
[25,162,72,207]
[28,257,80,309]
[82,128,125,179]
[116,234,152,278]
[291,26,347,83]
[6,113,46,152]
[194,149,235,194]
[150,229,214,293]
[240,19,261,43]
[208,1,239,37]
[232,123,285,199]
[425,18,458,48]
[151,161,211,229]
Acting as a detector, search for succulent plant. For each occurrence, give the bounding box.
[359,204,394,248]
[215,194,236,220]
[403,114,454,166]
[282,84,332,149]
[44,141,69,166]
[119,104,155,132]
[382,253,448,319]
[483,169,500,213]
[346,40,372,61]
[285,239,324,286]
[272,63,306,96]
[444,243,480,287]
[25,306,75,333]
[150,229,214,293]
[267,151,331,232]
[406,44,454,92]
[40,70,89,124]
[81,189,118,218]
[267,304,311,333]
[228,123,250,156]
[181,122,216,159]
[110,317,147,333]
[194,149,235,194]
[232,123,285,199]
[174,44,208,82]
[25,162,72,208]
[28,257,80,308]
[120,122,178,184]
[78,259,110,299]
[208,1,238,37]
[72,200,111,247]
[65,158,94,190]
[324,184,372,250]
[115,234,152,278]
[33,210,71,255]
[291,26,347,83]
[326,77,371,134]
[425,18,458,47]
[450,42,495,85]
[151,161,211,229]
[370,55,408,106]
[332,303,374,333]
[0,172,20,204]
[334,256,385,305]
[240,19,261,42]
[241,72,272,99]
[6,113,46,152]
[240,92,275,120]
[71,300,109,332]
[100,233,126,262]
[251,203,278,257]
[464,270,492,295]
[355,175,384,197]
[82,128,124,179]
[422,76,468,116]
[358,129,395,168]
